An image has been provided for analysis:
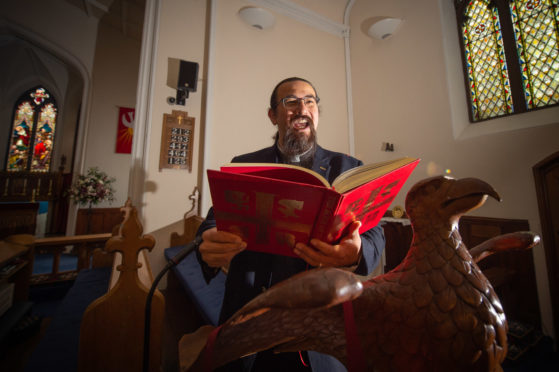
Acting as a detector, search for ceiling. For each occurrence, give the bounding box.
[64,0,145,41]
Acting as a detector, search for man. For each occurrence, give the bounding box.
[196,77,385,371]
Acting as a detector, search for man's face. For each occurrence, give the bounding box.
[268,80,319,149]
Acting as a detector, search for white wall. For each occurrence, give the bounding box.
[349,0,559,339]
[140,0,208,276]
[86,23,142,207]
[205,0,350,207]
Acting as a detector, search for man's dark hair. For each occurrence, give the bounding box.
[269,77,319,112]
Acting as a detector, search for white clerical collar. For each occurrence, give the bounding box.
[277,142,314,163]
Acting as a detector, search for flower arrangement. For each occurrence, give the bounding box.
[67,167,116,207]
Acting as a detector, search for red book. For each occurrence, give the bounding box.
[207,157,419,257]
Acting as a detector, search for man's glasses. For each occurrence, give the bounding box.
[280,95,320,109]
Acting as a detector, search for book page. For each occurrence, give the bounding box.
[220,163,330,188]
[332,157,418,194]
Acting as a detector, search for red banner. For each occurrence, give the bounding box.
[116,107,135,154]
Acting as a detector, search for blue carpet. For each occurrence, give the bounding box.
[25,267,112,372]
[32,254,78,275]
[29,281,74,318]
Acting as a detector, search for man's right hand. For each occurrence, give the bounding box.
[199,227,247,268]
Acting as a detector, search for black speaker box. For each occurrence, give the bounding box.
[178,60,198,92]
[167,59,199,92]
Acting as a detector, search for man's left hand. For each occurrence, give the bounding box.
[293,221,362,268]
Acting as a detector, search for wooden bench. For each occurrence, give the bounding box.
[24,201,164,372]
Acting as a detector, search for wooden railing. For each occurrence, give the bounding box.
[0,171,63,202]
[0,167,73,236]
[31,233,113,284]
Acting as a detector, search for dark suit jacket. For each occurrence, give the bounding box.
[196,144,385,371]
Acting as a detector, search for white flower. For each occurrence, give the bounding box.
[67,167,115,206]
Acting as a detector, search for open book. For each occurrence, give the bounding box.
[207,157,419,257]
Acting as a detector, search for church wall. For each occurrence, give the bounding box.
[0,0,98,75]
[85,23,142,208]
[141,0,208,278]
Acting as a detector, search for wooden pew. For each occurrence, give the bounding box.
[78,201,165,372]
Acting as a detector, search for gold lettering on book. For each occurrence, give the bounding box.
[345,198,363,216]
[225,190,249,211]
[277,199,304,218]
[334,179,401,236]
[356,180,400,221]
[363,186,381,209]
[255,192,275,244]
[380,180,399,197]
[216,191,312,248]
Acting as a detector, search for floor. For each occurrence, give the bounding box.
[0,278,203,372]
[0,288,62,372]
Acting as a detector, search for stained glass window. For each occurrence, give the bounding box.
[463,0,514,120]
[511,0,559,108]
[456,0,559,122]
[6,87,57,172]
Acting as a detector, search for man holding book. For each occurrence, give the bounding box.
[196,77,386,371]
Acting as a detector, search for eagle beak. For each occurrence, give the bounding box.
[444,177,501,215]
[449,177,501,201]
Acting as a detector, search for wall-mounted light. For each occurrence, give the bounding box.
[367,17,403,40]
[238,7,275,30]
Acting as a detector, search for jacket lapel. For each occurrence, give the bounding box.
[312,146,331,182]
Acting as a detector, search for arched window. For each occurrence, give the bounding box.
[455,0,559,122]
[6,86,58,172]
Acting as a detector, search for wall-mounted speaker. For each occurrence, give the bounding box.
[167,59,199,105]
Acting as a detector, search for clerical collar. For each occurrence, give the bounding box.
[277,142,314,163]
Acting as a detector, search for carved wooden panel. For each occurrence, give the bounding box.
[0,203,38,239]
[75,207,123,235]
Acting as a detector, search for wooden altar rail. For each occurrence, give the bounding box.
[0,169,72,236]
[0,171,63,202]
[31,233,113,284]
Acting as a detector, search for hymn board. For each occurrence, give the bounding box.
[159,110,194,171]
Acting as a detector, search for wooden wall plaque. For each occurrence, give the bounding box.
[159,110,194,171]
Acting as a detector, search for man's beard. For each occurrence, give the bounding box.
[280,121,317,168]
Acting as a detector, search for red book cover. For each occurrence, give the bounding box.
[208,157,419,257]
